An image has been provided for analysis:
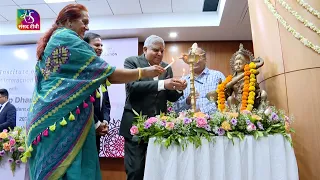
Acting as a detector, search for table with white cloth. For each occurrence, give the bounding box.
[144,134,299,180]
[0,156,25,180]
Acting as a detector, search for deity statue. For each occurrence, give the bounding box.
[207,44,267,110]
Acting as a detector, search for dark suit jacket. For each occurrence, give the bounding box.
[93,90,111,124]
[0,102,17,131]
[120,54,183,139]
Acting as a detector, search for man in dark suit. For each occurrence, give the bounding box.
[120,35,187,180]
[84,32,110,150]
[0,89,16,132]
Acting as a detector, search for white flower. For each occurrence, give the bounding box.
[264,107,272,116]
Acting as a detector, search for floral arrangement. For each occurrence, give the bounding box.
[0,127,26,174]
[130,103,294,149]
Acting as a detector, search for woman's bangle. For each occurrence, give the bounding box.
[137,68,142,80]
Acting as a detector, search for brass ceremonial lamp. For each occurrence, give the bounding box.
[181,43,203,112]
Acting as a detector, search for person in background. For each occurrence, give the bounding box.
[120,35,187,180]
[84,32,110,152]
[173,47,225,115]
[0,89,16,132]
[25,4,164,180]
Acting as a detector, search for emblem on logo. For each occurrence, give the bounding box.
[17,9,40,31]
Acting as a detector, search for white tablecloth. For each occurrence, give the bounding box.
[0,156,25,180]
[144,134,298,180]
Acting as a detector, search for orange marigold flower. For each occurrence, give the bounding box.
[244,80,250,84]
[243,87,249,92]
[244,76,250,80]
[244,65,250,71]
[218,92,225,96]
[226,75,233,81]
[244,71,251,76]
[218,104,225,110]
[243,92,249,96]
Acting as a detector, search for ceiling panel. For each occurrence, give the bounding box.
[47,2,77,15]
[107,0,141,15]
[20,4,56,19]
[0,0,16,6]
[0,5,19,21]
[172,0,204,13]
[80,1,112,16]
[13,0,46,5]
[140,0,171,14]
[0,15,7,22]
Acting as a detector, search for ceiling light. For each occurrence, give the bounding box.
[44,0,76,3]
[169,32,177,38]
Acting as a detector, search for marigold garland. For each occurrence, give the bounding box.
[241,64,251,111]
[216,75,232,111]
[246,62,257,111]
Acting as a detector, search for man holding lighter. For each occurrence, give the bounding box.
[120,35,187,180]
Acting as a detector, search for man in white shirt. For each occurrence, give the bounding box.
[0,89,16,131]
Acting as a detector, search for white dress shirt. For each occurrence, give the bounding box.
[0,101,9,114]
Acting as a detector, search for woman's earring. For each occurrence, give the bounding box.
[69,23,72,28]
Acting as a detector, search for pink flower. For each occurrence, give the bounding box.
[178,112,186,119]
[284,115,290,123]
[246,123,256,132]
[9,139,16,146]
[2,129,8,133]
[130,126,139,135]
[18,147,25,152]
[165,122,175,130]
[196,117,207,128]
[146,117,158,124]
[241,110,252,115]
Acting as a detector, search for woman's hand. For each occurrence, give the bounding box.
[141,65,165,78]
